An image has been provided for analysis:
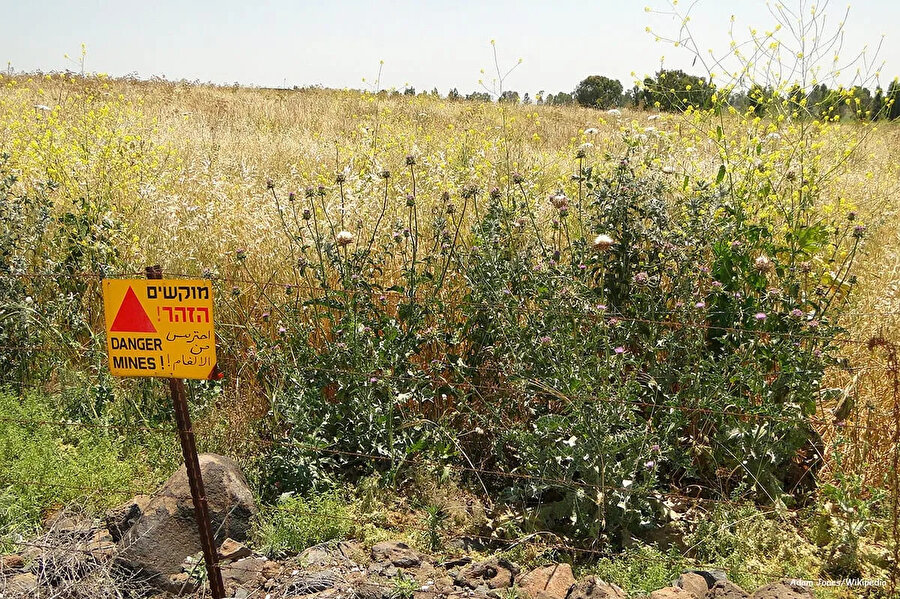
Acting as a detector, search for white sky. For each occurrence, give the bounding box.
[3,1,898,95]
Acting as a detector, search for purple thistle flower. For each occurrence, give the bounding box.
[614,346,625,355]
[755,312,767,321]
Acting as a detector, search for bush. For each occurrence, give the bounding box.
[0,390,151,552]
[252,491,353,558]
[248,113,861,545]
[685,503,822,591]
[585,543,685,595]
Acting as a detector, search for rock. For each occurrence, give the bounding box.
[455,558,519,590]
[750,580,813,599]
[650,587,695,599]
[105,494,151,542]
[371,541,422,568]
[221,557,268,594]
[434,575,455,592]
[86,529,117,562]
[285,568,344,595]
[219,538,253,562]
[707,580,749,599]
[676,573,709,599]
[0,554,24,571]
[116,454,257,589]
[566,576,628,599]
[166,572,198,595]
[440,556,473,568]
[355,580,394,599]
[683,569,728,589]
[5,572,38,595]
[301,541,361,567]
[518,564,576,599]
[261,560,281,579]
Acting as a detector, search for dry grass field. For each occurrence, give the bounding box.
[2,72,900,593]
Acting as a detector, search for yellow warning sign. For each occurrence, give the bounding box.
[102,279,217,380]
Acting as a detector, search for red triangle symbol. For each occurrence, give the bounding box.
[110,287,157,333]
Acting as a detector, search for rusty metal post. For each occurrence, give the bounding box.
[146,265,226,599]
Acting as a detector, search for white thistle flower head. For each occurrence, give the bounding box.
[647,114,661,121]
[592,234,614,251]
[336,231,355,246]
[765,132,782,141]
[584,127,599,134]
[34,104,52,111]
[662,165,676,174]
[606,109,622,117]
[754,254,773,273]
[549,193,569,212]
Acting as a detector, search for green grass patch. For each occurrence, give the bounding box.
[583,544,686,596]
[0,389,160,552]
[252,491,353,558]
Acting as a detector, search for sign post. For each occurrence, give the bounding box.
[102,265,225,599]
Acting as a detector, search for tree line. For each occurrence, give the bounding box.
[396,70,900,120]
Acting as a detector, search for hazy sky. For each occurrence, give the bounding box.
[3,1,899,95]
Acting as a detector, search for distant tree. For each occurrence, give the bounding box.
[872,87,885,119]
[746,84,772,115]
[547,91,574,106]
[499,90,520,104]
[623,85,641,108]
[431,87,440,97]
[536,90,545,105]
[787,83,805,114]
[403,86,416,96]
[641,69,714,112]
[466,91,492,102]
[522,93,532,105]
[574,75,624,109]
[448,88,461,101]
[887,79,900,120]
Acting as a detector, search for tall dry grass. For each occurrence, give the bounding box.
[2,72,899,485]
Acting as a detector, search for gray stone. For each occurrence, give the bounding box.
[104,494,151,542]
[116,454,257,590]
[455,558,519,590]
[566,576,628,599]
[5,572,38,596]
[222,557,268,594]
[286,568,344,595]
[371,541,422,568]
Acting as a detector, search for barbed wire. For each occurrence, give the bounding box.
[0,364,893,435]
[7,269,900,320]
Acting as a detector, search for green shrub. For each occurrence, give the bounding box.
[252,128,859,545]
[0,390,151,552]
[252,491,352,558]
[684,503,822,591]
[585,543,685,595]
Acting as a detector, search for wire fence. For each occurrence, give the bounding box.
[1,268,899,596]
